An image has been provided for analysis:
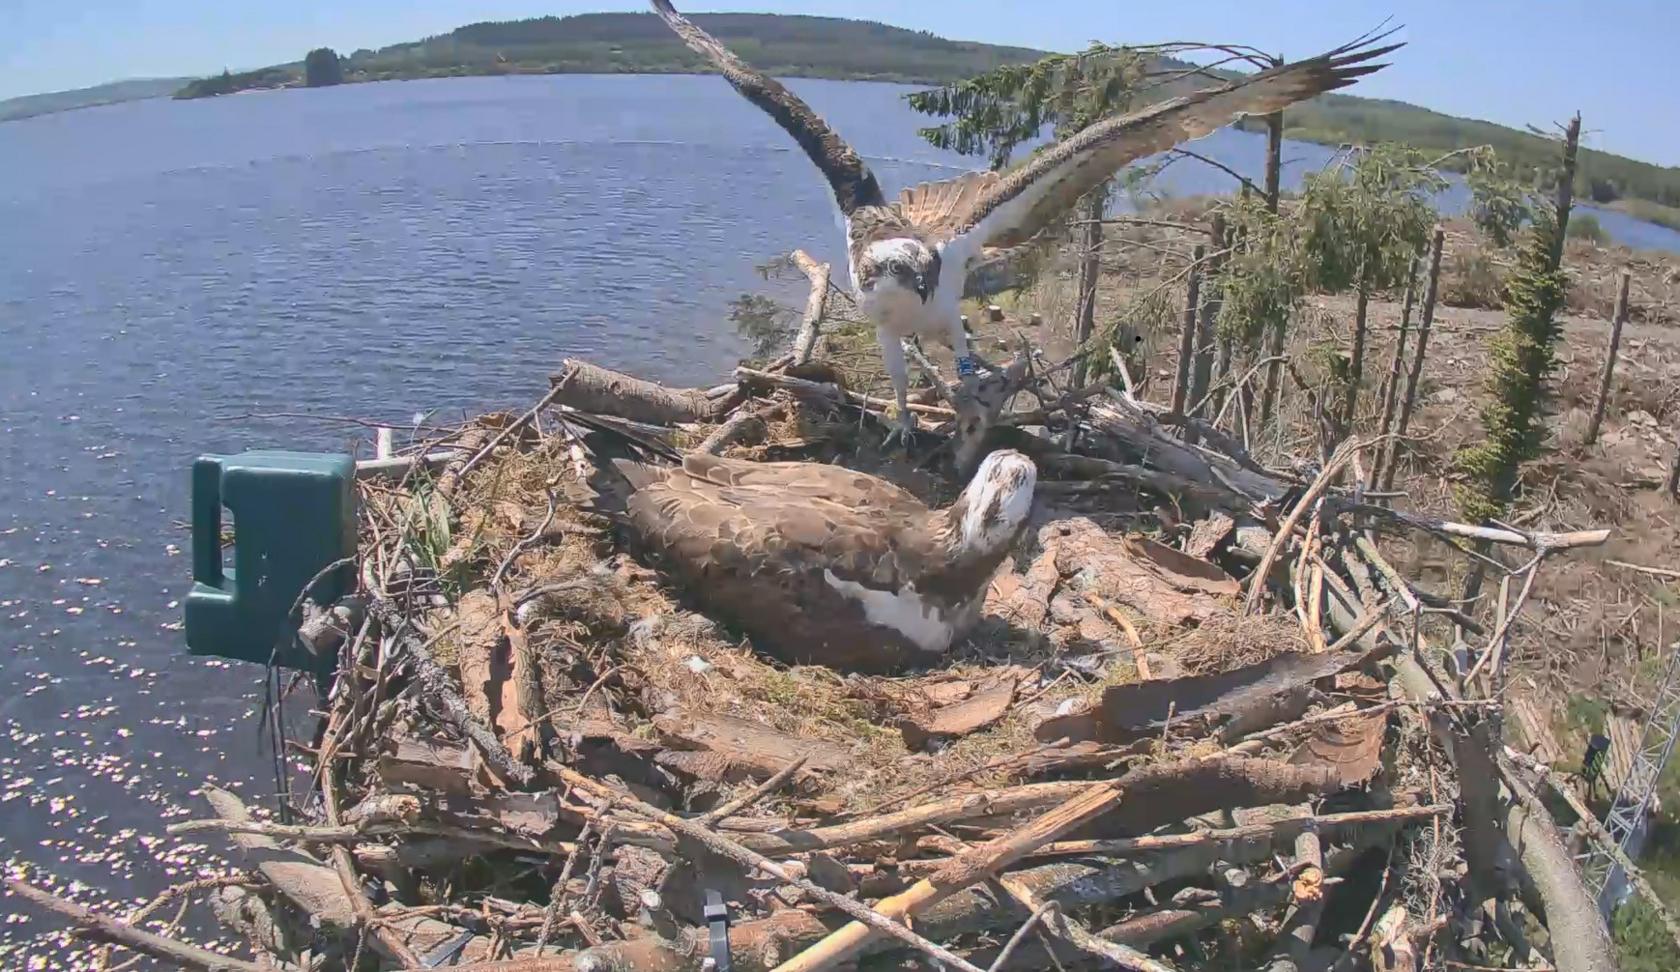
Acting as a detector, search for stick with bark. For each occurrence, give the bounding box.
[994,874,1179,972]
[773,779,1127,972]
[1583,270,1631,447]
[6,878,267,972]
[1247,438,1362,613]
[368,598,535,788]
[789,249,832,365]
[549,763,989,972]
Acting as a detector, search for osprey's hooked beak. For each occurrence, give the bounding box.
[914,273,931,303]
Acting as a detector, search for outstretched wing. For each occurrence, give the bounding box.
[650,0,886,215]
[942,34,1402,264]
[896,172,1001,238]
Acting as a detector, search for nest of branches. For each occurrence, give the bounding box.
[16,253,1660,972]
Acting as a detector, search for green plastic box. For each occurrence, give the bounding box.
[184,451,357,668]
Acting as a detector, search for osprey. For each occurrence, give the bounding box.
[617,449,1036,672]
[651,1,1398,444]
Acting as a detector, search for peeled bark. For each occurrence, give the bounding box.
[550,358,722,425]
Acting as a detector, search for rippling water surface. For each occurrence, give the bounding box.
[3,73,1677,965]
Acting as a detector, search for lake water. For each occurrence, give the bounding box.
[2,73,1677,963]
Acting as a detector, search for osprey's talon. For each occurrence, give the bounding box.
[881,408,917,450]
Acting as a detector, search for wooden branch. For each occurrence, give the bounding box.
[986,899,1060,972]
[1583,270,1631,447]
[891,804,1448,873]
[698,754,808,826]
[368,598,535,788]
[774,779,1125,972]
[1385,227,1444,493]
[734,366,954,418]
[1172,147,1264,197]
[453,384,563,485]
[1607,559,1680,582]
[550,358,721,425]
[1247,439,1362,613]
[6,877,266,972]
[549,763,987,972]
[789,249,832,366]
[1186,214,1228,444]
[696,406,767,455]
[995,874,1180,972]
[714,780,1092,853]
[1372,255,1420,488]
[1328,500,1610,551]
[1463,558,1542,688]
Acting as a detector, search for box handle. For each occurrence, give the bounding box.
[192,457,225,587]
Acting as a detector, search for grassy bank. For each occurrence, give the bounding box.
[1259,92,1680,216]
[1609,197,1680,232]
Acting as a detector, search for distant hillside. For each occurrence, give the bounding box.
[346,13,1047,84]
[169,12,1047,100]
[0,78,192,122]
[1244,93,1680,228]
[30,12,1680,222]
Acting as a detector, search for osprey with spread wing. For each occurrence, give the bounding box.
[651,1,1400,444]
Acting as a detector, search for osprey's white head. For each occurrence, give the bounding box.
[951,449,1037,558]
[854,237,940,304]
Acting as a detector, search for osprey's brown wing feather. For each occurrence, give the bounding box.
[945,36,1401,254]
[629,459,942,588]
[679,454,928,514]
[650,1,885,215]
[896,172,1002,238]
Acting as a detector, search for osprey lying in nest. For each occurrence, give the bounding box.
[614,449,1037,672]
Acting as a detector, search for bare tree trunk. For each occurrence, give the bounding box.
[1186,213,1228,445]
[1171,244,1207,418]
[1213,340,1235,423]
[1069,190,1106,389]
[1551,113,1583,266]
[1343,280,1371,436]
[1381,227,1445,494]
[1584,270,1632,447]
[1258,311,1289,432]
[1670,430,1680,496]
[1371,256,1421,488]
[1264,98,1283,213]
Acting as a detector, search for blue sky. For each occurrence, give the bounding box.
[6,1,1678,166]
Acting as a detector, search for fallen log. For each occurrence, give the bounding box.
[1507,746,1680,953]
[551,358,723,425]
